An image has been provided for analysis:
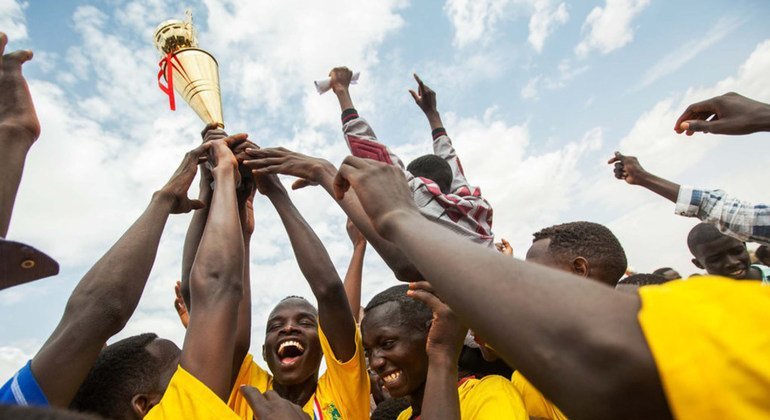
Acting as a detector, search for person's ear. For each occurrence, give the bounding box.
[572,257,590,278]
[131,393,159,417]
[691,258,704,269]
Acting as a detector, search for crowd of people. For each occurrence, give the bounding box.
[0,30,769,419]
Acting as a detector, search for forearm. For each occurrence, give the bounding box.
[0,126,36,237]
[233,233,252,373]
[180,180,212,306]
[268,191,342,298]
[316,164,422,281]
[343,242,366,321]
[334,87,354,112]
[424,110,444,132]
[32,192,174,406]
[382,211,662,418]
[636,172,680,203]
[191,169,243,295]
[420,353,461,420]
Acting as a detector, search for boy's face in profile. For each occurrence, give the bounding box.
[692,236,751,279]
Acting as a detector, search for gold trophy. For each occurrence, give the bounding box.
[153,12,224,128]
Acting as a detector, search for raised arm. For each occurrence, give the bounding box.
[609,152,769,245]
[181,138,244,401]
[344,219,366,322]
[329,66,406,169]
[409,74,472,192]
[242,147,422,281]
[333,156,671,419]
[0,33,37,238]
[407,282,464,420]
[257,172,356,360]
[31,143,210,407]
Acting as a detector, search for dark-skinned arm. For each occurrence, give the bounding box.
[343,219,366,321]
[608,152,679,202]
[181,137,245,401]
[333,156,672,420]
[242,148,423,281]
[31,144,210,407]
[260,174,356,360]
[408,282,463,420]
[0,33,38,238]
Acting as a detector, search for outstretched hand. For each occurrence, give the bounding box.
[407,281,465,358]
[674,92,770,136]
[333,156,419,238]
[409,73,438,116]
[240,387,310,420]
[158,143,212,214]
[0,32,39,142]
[243,147,330,191]
[608,152,647,185]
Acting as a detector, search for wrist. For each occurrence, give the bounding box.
[377,207,421,242]
[427,349,461,370]
[426,112,443,130]
[151,189,176,211]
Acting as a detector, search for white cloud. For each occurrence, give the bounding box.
[444,0,567,51]
[635,17,742,91]
[528,0,568,53]
[575,0,649,57]
[0,0,27,41]
[521,75,540,99]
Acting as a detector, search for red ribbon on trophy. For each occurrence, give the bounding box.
[157,52,176,111]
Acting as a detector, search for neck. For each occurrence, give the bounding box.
[272,375,318,407]
[408,383,426,417]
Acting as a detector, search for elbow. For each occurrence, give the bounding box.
[64,292,132,338]
[392,261,423,282]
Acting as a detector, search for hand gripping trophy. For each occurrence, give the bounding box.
[153,12,224,128]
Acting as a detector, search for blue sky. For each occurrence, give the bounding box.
[1,0,770,377]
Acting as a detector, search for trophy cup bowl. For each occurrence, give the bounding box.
[154,19,224,128]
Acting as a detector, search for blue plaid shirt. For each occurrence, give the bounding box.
[675,185,770,245]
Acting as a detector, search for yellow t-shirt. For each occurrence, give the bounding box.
[145,365,239,419]
[510,371,568,420]
[228,325,370,420]
[638,276,770,419]
[397,374,528,420]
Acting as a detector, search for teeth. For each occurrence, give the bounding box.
[278,340,304,355]
[383,371,401,383]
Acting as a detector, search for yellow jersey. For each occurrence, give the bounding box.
[145,365,239,419]
[397,374,528,419]
[227,325,370,420]
[638,276,770,419]
[510,371,568,420]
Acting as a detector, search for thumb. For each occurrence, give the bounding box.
[681,119,721,134]
[409,89,420,102]
[5,49,33,66]
[189,199,206,211]
[291,179,313,190]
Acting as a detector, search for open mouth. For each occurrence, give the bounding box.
[729,268,747,278]
[380,370,402,389]
[277,340,305,366]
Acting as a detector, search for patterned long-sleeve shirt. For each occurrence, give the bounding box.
[675,185,770,245]
[341,109,494,248]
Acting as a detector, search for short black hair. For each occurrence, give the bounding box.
[371,397,411,420]
[617,273,671,286]
[364,285,432,332]
[407,155,453,194]
[651,267,674,276]
[532,221,628,285]
[70,333,164,418]
[687,223,731,256]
